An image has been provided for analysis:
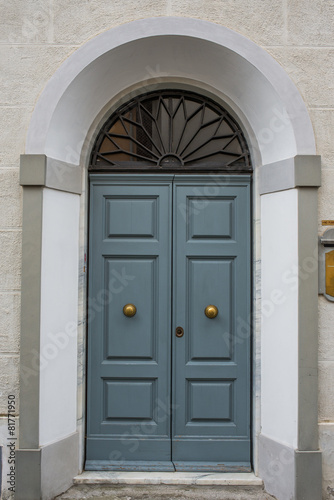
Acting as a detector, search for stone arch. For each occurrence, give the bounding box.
[26,17,315,166]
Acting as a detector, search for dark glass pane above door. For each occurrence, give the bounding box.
[89,90,251,172]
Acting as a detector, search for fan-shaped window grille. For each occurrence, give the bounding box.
[89,90,251,172]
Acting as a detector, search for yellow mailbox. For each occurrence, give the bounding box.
[325,250,334,298]
[320,228,334,301]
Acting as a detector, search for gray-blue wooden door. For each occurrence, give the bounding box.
[86,174,251,471]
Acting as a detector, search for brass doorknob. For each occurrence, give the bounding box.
[123,304,137,317]
[205,305,218,319]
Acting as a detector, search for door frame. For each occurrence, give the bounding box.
[85,173,252,471]
[17,17,322,500]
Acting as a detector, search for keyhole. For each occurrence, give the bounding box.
[175,326,184,338]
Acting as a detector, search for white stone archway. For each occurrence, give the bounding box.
[17,17,321,500]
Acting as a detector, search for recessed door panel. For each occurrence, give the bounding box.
[104,379,156,421]
[188,380,234,422]
[105,258,157,360]
[188,258,233,361]
[105,197,157,239]
[187,198,234,240]
[86,174,251,471]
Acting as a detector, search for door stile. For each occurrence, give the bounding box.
[86,174,175,471]
[169,177,176,471]
[171,175,252,471]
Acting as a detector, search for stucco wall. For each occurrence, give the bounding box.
[0,1,333,499]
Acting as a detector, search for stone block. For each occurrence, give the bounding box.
[318,170,334,233]
[53,0,167,44]
[309,109,334,169]
[267,48,334,108]
[0,231,22,291]
[0,108,30,166]
[170,0,285,46]
[319,360,334,422]
[319,423,334,500]
[0,0,53,44]
[0,46,75,107]
[287,0,334,47]
[0,293,20,354]
[0,169,22,228]
[0,356,19,414]
[0,416,19,500]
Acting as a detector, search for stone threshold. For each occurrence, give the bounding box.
[74,471,262,486]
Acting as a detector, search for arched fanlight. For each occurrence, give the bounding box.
[90,90,251,172]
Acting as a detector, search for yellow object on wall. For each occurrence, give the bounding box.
[325,250,334,298]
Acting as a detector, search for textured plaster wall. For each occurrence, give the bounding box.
[0,1,333,499]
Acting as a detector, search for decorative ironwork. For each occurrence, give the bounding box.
[90,90,251,172]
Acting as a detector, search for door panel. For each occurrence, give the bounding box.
[105,258,157,360]
[188,258,233,361]
[86,177,173,469]
[86,174,251,472]
[172,176,251,469]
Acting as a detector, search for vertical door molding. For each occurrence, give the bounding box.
[172,175,251,470]
[16,154,81,500]
[86,174,174,469]
[259,155,322,500]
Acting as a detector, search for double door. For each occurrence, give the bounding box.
[86,174,251,471]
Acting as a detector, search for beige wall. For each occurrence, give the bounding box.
[0,1,333,498]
